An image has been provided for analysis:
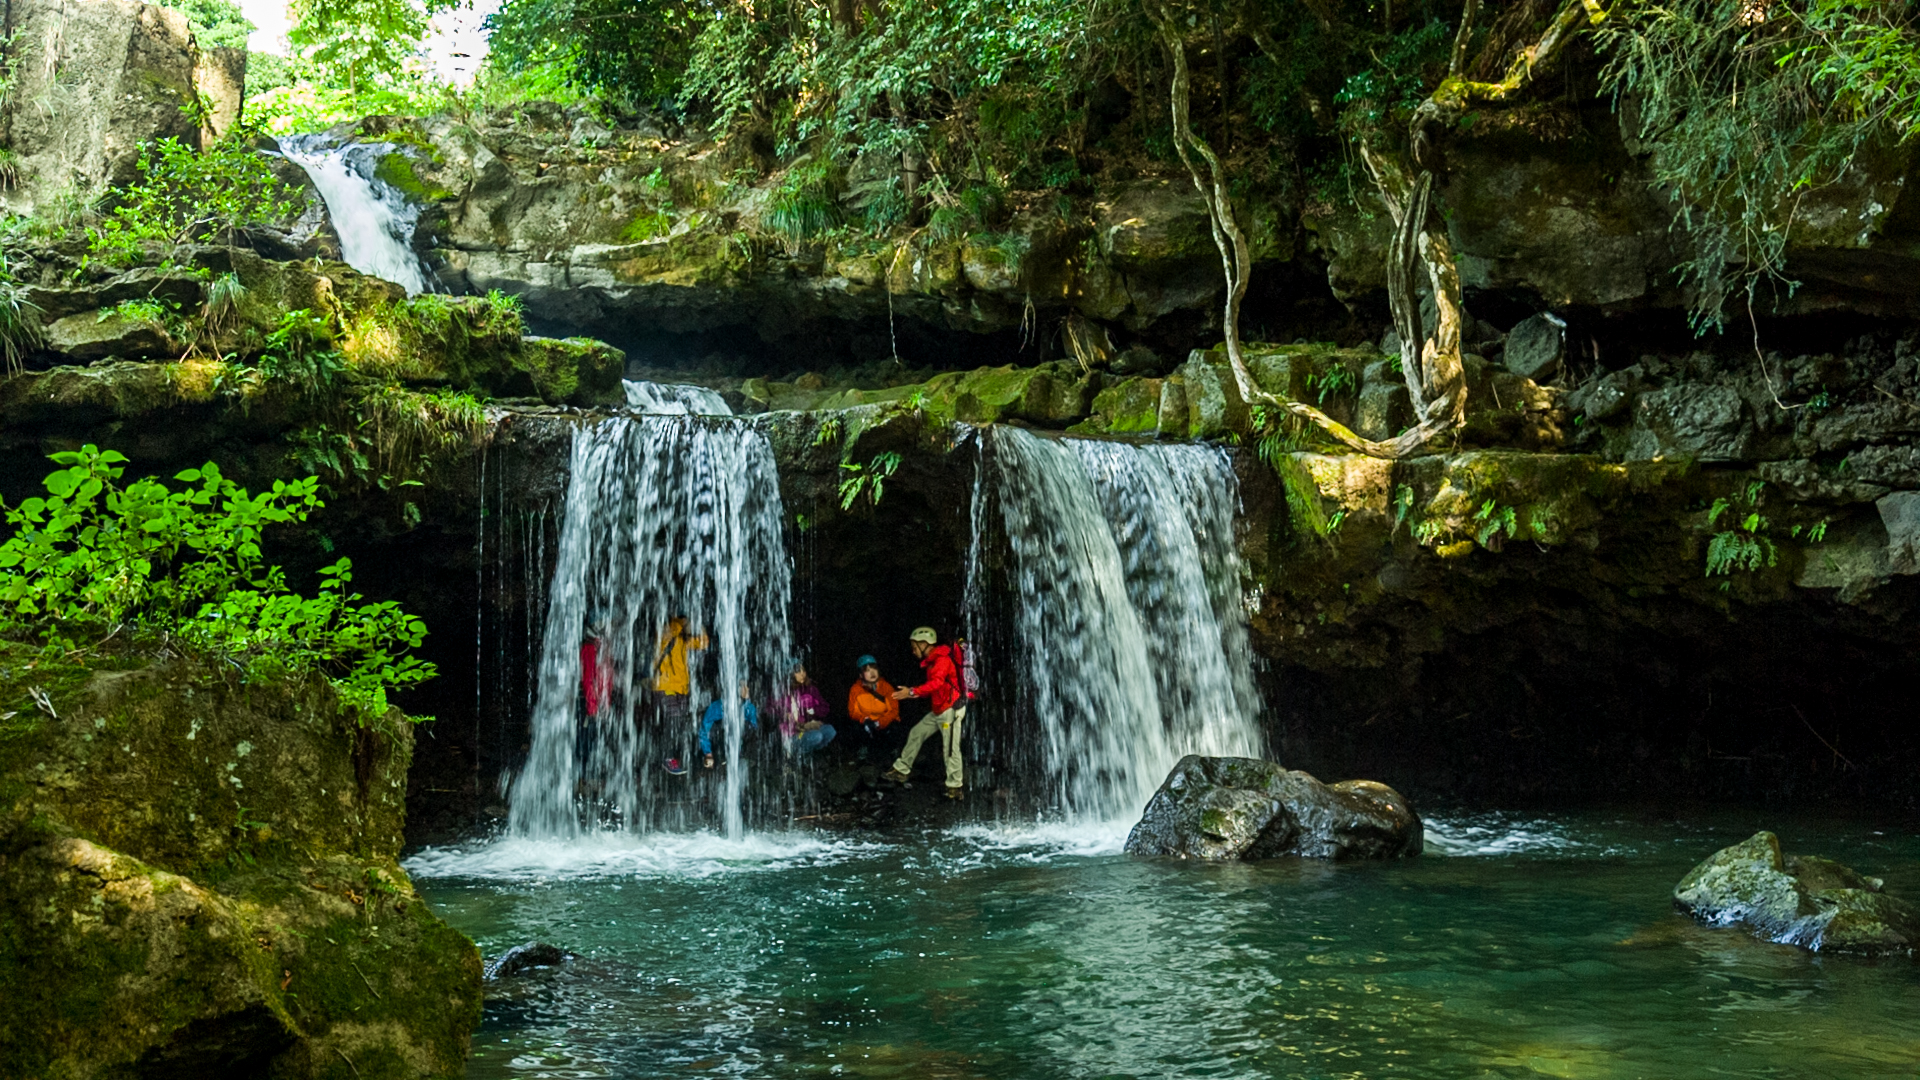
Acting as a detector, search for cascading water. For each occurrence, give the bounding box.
[624,379,733,415]
[976,426,1262,822]
[277,134,433,295]
[506,408,793,841]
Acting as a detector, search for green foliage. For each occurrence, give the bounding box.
[812,415,845,448]
[258,309,347,398]
[87,133,300,267]
[0,254,45,376]
[1305,362,1357,405]
[838,451,902,510]
[765,160,844,247]
[485,0,709,107]
[1704,481,1779,583]
[1392,483,1416,533]
[1473,499,1519,548]
[202,272,247,337]
[1598,0,1920,328]
[157,0,254,50]
[0,445,436,723]
[289,0,449,97]
[1332,19,1454,141]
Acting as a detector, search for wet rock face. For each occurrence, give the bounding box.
[1124,756,1422,861]
[1673,831,1918,954]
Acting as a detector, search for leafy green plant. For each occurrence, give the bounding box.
[1598,0,1920,328]
[0,445,435,723]
[838,450,901,509]
[1392,484,1416,533]
[812,415,844,448]
[1473,499,1519,548]
[202,272,247,336]
[87,133,301,266]
[1705,481,1779,583]
[0,255,45,375]
[257,309,345,397]
[1305,363,1358,405]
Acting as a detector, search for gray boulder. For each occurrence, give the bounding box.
[1504,312,1567,382]
[1124,756,1422,861]
[1673,831,1918,954]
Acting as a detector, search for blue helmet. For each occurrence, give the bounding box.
[856,654,878,669]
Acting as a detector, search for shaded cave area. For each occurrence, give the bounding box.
[381,428,1920,848]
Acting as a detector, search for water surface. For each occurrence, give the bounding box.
[412,809,1920,1078]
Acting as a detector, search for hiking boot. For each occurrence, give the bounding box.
[881,768,910,785]
[943,786,965,801]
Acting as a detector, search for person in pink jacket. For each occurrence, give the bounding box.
[773,660,835,760]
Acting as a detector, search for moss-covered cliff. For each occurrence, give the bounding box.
[0,645,482,1078]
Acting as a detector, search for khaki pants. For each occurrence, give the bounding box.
[893,704,966,789]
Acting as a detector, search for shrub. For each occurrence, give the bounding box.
[87,134,302,267]
[0,445,436,724]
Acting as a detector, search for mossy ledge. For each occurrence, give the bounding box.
[0,644,481,1078]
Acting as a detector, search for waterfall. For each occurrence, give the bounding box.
[506,414,793,840]
[624,379,732,416]
[978,427,1262,822]
[277,135,432,295]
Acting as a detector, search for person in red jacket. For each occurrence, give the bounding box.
[882,626,968,799]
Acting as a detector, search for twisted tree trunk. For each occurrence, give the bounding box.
[1154,0,1605,459]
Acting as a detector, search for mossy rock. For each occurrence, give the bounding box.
[0,648,482,1077]
[1673,830,1918,954]
[917,361,1093,427]
[374,151,454,203]
[1083,376,1164,435]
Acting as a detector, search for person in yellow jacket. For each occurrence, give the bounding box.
[651,615,708,774]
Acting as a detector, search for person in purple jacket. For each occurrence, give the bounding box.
[773,659,835,760]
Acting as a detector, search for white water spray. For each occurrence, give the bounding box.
[506,412,792,841]
[624,379,732,416]
[978,427,1262,822]
[278,135,432,295]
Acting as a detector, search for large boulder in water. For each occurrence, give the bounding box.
[1673,831,1918,954]
[1123,756,1422,861]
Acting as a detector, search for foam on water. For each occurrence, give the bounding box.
[949,818,1136,860]
[1422,813,1615,857]
[404,831,886,882]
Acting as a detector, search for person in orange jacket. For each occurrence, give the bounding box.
[882,627,968,799]
[847,654,899,732]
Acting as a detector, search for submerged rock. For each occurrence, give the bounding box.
[1123,756,1422,861]
[486,942,574,979]
[1673,831,1918,954]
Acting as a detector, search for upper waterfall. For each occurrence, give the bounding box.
[277,135,432,295]
[972,427,1263,822]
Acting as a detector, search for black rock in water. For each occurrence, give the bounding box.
[1673,831,1917,955]
[1124,756,1422,861]
[486,942,574,979]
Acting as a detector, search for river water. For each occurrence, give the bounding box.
[409,808,1920,1078]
